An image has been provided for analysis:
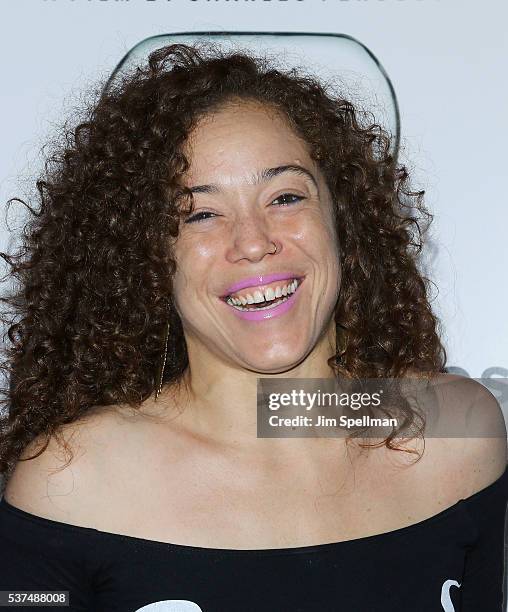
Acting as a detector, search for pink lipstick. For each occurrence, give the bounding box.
[220,274,305,322]
[222,272,303,297]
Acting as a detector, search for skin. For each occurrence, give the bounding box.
[4,99,506,551]
[167,98,344,453]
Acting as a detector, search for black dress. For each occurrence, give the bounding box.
[0,465,507,611]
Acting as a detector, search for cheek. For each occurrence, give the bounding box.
[172,237,220,297]
[175,233,217,262]
[291,215,340,263]
[295,218,341,294]
[289,201,334,235]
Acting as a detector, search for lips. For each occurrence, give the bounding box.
[219,275,305,322]
[220,272,305,299]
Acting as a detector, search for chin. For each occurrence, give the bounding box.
[241,350,308,375]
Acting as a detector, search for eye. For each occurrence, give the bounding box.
[183,193,305,224]
[184,211,217,224]
[271,193,306,207]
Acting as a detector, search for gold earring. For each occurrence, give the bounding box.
[336,324,348,359]
[155,317,170,401]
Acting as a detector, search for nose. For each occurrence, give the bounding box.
[225,212,282,264]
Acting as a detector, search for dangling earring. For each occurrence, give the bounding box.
[155,316,170,401]
[336,323,348,362]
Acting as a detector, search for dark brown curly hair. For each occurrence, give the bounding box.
[0,42,447,485]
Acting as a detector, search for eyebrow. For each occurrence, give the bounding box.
[187,164,319,194]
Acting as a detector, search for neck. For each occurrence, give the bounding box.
[160,321,340,456]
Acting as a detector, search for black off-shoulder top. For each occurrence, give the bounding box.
[0,465,507,612]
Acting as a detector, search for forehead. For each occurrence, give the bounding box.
[182,101,313,182]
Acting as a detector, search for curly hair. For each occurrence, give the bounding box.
[0,42,447,484]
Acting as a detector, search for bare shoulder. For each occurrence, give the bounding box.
[3,405,135,525]
[420,372,507,498]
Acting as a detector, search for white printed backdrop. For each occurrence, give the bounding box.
[1,1,506,377]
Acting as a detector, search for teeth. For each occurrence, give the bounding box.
[225,278,302,310]
[253,290,264,303]
[227,295,291,311]
[265,287,275,301]
[229,279,301,303]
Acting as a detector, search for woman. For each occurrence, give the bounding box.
[0,43,506,612]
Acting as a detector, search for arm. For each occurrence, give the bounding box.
[0,418,106,611]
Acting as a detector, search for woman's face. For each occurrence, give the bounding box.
[172,100,341,373]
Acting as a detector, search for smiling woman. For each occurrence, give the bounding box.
[172,99,341,375]
[0,43,506,612]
